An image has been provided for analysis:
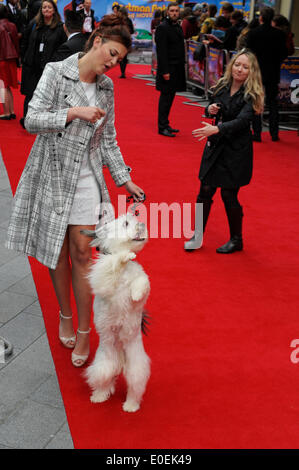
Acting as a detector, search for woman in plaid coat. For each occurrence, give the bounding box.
[6,14,144,367]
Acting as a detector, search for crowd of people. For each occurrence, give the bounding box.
[0,0,135,123]
[151,2,294,55]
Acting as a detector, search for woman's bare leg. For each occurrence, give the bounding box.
[48,229,75,342]
[69,225,94,360]
[1,89,10,116]
[6,88,14,115]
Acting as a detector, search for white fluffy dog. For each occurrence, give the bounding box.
[83,213,150,412]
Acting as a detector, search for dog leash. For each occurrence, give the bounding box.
[126,193,146,217]
[127,193,151,335]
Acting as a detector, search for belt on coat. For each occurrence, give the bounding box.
[48,135,64,215]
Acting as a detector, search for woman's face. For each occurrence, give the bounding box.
[92,37,128,74]
[42,1,55,21]
[232,54,250,84]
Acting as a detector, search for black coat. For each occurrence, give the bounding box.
[6,3,25,35]
[246,24,288,84]
[155,17,186,93]
[199,86,254,188]
[78,8,96,33]
[52,32,87,62]
[20,20,67,95]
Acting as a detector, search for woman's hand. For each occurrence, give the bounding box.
[67,107,106,124]
[208,103,221,115]
[192,122,219,142]
[163,73,170,81]
[124,181,145,202]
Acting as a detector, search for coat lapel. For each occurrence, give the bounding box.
[61,53,113,110]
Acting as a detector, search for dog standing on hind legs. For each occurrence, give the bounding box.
[82,213,151,412]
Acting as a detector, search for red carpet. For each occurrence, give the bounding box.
[1,64,299,449]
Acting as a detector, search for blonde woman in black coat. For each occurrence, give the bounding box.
[184,50,264,254]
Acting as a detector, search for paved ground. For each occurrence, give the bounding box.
[0,152,74,449]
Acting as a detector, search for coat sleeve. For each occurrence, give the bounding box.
[155,25,169,75]
[100,91,131,187]
[217,100,254,137]
[25,62,69,134]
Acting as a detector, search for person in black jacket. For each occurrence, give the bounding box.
[6,0,26,38]
[118,6,134,78]
[155,2,186,137]
[20,0,66,126]
[52,10,86,62]
[184,50,264,254]
[246,6,288,142]
[78,0,95,38]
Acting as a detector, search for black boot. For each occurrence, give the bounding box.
[184,199,213,251]
[216,206,243,254]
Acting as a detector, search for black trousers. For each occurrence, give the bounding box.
[120,54,128,76]
[158,90,176,131]
[252,82,279,138]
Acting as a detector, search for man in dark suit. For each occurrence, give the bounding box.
[52,10,86,62]
[246,6,288,142]
[155,2,186,137]
[79,0,95,38]
[6,0,25,37]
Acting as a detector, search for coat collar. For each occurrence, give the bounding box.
[61,53,113,110]
[61,52,114,92]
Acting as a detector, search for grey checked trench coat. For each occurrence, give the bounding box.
[6,53,131,269]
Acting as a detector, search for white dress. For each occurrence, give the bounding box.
[68,81,102,225]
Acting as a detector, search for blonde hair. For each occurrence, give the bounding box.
[213,49,264,114]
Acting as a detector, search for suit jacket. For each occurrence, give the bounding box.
[155,17,186,93]
[246,24,288,84]
[6,2,25,35]
[79,8,96,33]
[6,53,131,269]
[52,32,87,62]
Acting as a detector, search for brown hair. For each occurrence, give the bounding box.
[35,0,62,29]
[167,2,179,10]
[85,13,132,52]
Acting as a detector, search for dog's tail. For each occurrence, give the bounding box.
[141,310,151,336]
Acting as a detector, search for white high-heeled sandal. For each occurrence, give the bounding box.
[71,328,91,368]
[59,312,76,349]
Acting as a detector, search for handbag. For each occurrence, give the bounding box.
[193,42,206,62]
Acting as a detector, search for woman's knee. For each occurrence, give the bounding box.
[70,242,91,266]
[197,184,216,202]
[220,188,241,208]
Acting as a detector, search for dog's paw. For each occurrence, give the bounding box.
[131,278,149,302]
[90,389,111,404]
[122,252,136,263]
[122,400,140,413]
[131,289,144,302]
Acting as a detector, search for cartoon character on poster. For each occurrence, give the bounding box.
[208,47,223,89]
[188,41,205,86]
[279,57,299,108]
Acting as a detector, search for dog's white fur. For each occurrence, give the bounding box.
[84,213,150,412]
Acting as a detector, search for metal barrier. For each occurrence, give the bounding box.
[152,41,299,129]
[151,38,157,77]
